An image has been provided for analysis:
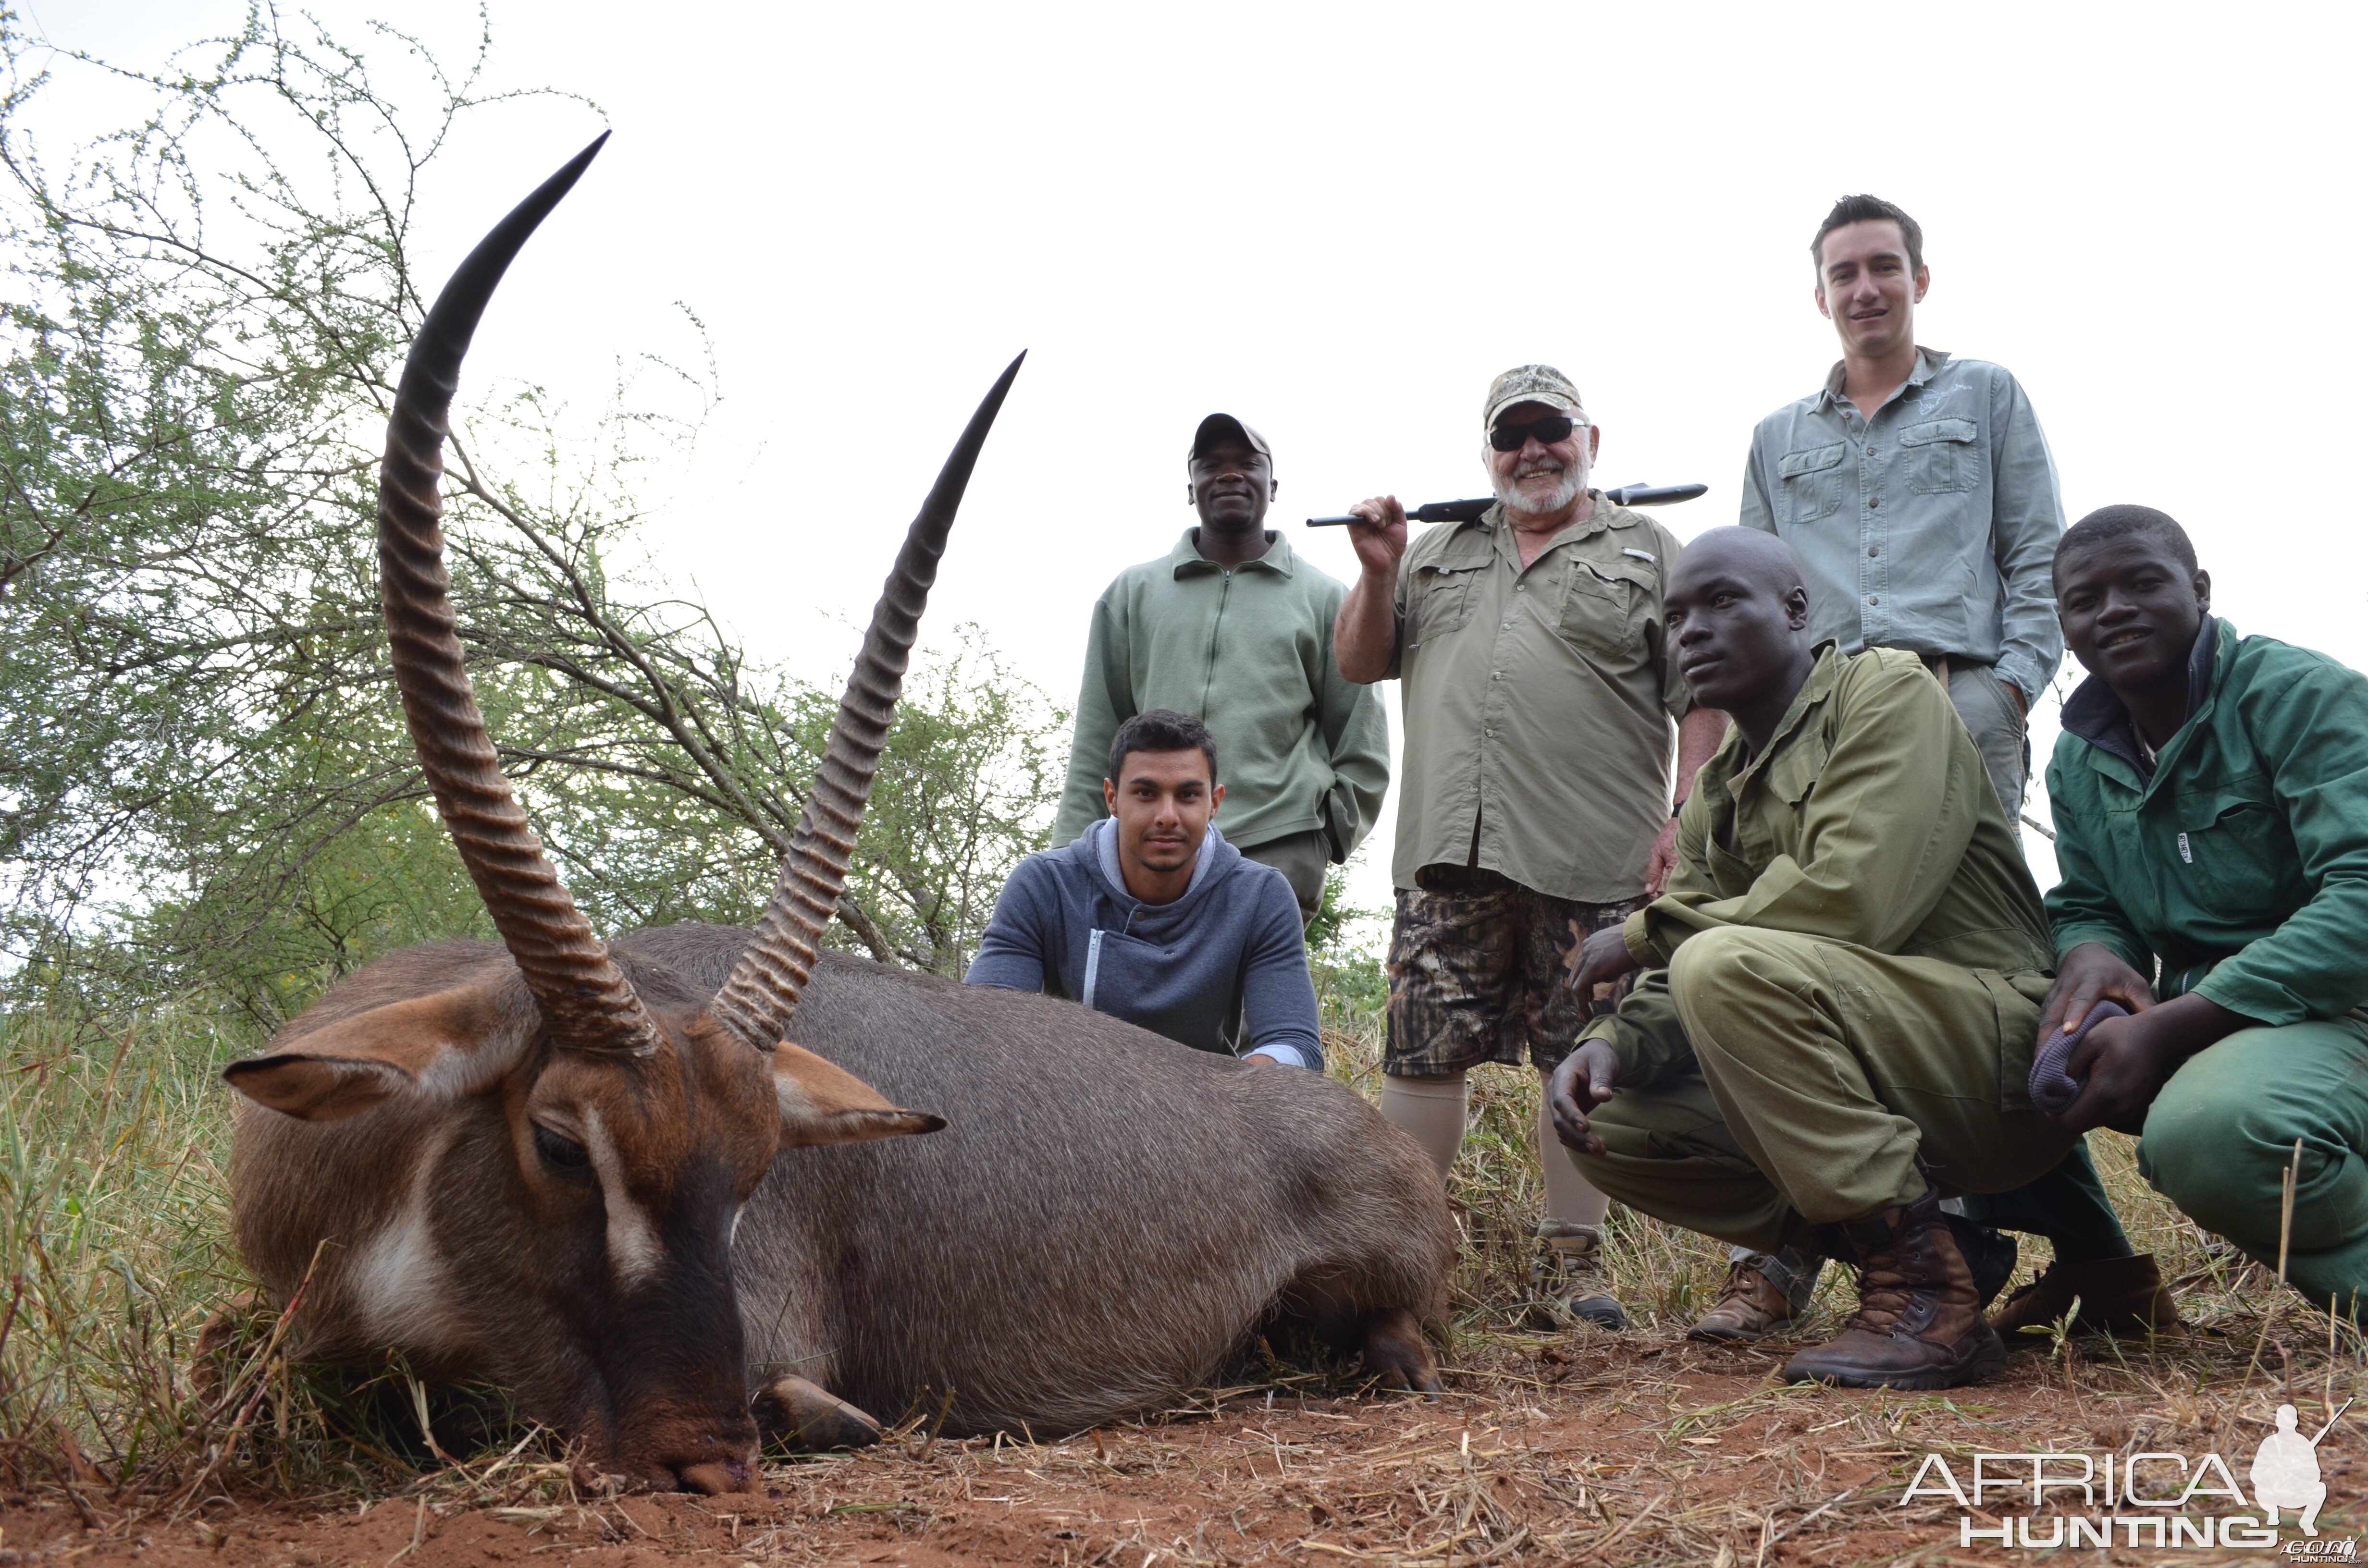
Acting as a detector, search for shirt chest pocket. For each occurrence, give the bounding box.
[1776,442,1847,525]
[2169,774,2299,903]
[1753,733,1829,852]
[1557,556,1655,659]
[1406,562,1479,647]
[1901,417,1979,496]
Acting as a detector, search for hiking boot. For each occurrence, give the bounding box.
[1990,1253,2184,1339]
[1690,1248,1820,1343]
[1537,1221,1629,1331]
[1782,1190,2005,1391]
[1945,1215,2019,1311]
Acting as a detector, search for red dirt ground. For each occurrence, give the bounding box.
[3,1334,2360,1567]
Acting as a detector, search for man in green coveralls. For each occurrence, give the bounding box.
[1547,527,2072,1387]
[2038,505,2368,1313]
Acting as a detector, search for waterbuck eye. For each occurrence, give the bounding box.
[532,1123,591,1176]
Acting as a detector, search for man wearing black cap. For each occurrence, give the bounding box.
[1053,414,1389,923]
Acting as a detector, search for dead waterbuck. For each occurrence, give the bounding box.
[224,139,1455,1494]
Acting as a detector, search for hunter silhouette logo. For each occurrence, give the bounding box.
[1901,1402,2354,1552]
[2254,1401,2347,1536]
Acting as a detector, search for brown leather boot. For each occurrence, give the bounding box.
[1990,1254,2185,1339]
[1689,1249,1819,1343]
[1782,1191,2005,1390]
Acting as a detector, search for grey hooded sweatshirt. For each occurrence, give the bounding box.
[963,820,1324,1069]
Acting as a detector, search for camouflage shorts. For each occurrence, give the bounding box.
[1383,866,1644,1077]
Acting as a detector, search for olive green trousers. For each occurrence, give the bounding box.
[1569,927,2075,1252]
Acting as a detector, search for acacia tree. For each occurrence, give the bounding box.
[0,7,1057,1028]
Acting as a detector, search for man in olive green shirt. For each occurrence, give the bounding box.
[1056,414,1388,919]
[2041,506,2368,1315]
[1337,365,1727,1329]
[1550,528,2072,1389]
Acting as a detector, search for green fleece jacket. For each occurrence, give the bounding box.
[2046,620,2368,1026]
[1053,529,1389,857]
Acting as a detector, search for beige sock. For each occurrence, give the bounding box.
[1380,1071,1469,1180]
[1535,1070,1611,1232]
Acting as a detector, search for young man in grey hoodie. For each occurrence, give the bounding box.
[967,710,1324,1069]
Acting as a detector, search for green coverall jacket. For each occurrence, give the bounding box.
[2046,620,2368,1023]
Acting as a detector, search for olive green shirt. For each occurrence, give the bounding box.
[1588,644,2054,1086]
[1381,495,1691,902]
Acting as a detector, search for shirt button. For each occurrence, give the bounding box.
[1516,583,1527,592]
[1868,595,1879,605]
[1868,546,1879,558]
[1869,496,1882,508]
[1492,671,1503,680]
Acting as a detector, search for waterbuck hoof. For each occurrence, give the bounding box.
[752,1374,882,1451]
[1360,1307,1442,1396]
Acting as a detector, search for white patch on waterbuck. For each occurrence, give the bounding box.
[582,1105,664,1286]
[350,1127,467,1352]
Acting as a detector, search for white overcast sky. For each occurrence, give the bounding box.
[28,1,2368,914]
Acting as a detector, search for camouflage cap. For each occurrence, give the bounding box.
[1483,365,1587,434]
[1187,412,1273,475]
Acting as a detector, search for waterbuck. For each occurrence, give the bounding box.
[223,139,1455,1494]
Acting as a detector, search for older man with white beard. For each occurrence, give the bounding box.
[1336,365,1727,1327]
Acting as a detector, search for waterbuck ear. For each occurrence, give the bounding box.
[772,1043,946,1148]
[223,987,502,1123]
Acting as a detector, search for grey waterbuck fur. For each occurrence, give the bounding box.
[223,138,1454,1494]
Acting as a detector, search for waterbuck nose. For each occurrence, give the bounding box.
[673,1453,758,1496]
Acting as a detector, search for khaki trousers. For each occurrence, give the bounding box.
[1238,829,1330,925]
[1570,927,2074,1251]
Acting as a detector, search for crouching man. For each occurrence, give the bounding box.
[2041,507,2368,1314]
[1547,527,2073,1388]
[967,709,1325,1070]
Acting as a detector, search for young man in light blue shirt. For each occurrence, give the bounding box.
[1702,195,2160,1347]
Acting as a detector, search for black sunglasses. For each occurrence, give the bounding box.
[1489,414,1581,452]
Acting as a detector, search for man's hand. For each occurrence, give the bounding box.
[1999,680,2028,720]
[1546,1040,1621,1155]
[2057,990,2251,1135]
[1565,921,1640,998]
[1345,494,1409,579]
[1644,816,1681,897]
[2039,941,2156,1042]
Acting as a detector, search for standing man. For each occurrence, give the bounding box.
[1054,415,1388,923]
[1739,193,2060,818]
[1335,365,1727,1329]
[1697,195,2153,1345]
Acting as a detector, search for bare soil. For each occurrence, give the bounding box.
[5,1330,2360,1568]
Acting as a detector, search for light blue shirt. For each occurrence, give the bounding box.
[1738,348,2065,706]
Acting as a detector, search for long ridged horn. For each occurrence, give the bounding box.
[378,134,662,1058]
[709,353,1025,1049]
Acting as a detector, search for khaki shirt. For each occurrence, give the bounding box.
[1384,494,1690,902]
[1586,644,2054,1086]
